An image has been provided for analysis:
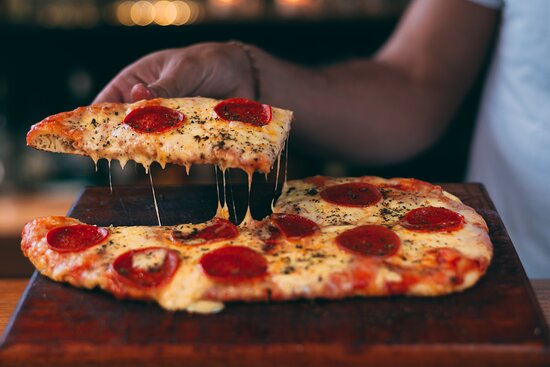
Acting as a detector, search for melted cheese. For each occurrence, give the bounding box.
[149,171,162,226]
[186,300,224,314]
[132,248,167,271]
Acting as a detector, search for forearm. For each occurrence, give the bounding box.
[254,50,451,165]
[252,0,498,165]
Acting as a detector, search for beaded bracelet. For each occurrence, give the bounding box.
[228,40,261,101]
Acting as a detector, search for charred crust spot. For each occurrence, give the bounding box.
[261,242,276,253]
[305,188,318,196]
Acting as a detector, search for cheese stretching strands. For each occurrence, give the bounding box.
[27,97,292,226]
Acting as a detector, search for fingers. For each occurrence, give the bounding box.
[130,83,155,102]
[94,74,144,104]
[93,50,194,104]
[129,57,206,100]
[93,82,125,104]
[93,43,254,104]
[93,52,166,104]
[147,53,208,98]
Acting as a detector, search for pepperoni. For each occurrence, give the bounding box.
[171,218,238,245]
[400,207,464,232]
[214,98,272,126]
[320,182,382,207]
[200,246,268,282]
[336,225,400,258]
[46,224,108,253]
[112,247,180,289]
[123,105,184,133]
[271,213,319,239]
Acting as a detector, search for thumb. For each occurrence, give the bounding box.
[130,83,155,102]
[130,81,172,101]
[145,57,207,99]
[145,80,174,99]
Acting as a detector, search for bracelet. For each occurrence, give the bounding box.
[228,40,261,101]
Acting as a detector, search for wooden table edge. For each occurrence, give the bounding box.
[1,339,549,367]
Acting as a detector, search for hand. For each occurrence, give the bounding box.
[94,42,255,103]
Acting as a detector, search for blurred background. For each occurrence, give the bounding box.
[0,0,487,276]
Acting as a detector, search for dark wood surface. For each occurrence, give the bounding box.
[1,183,549,367]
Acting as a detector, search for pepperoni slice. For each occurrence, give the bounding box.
[123,105,184,133]
[400,207,464,232]
[47,224,108,253]
[171,218,238,245]
[271,213,319,239]
[214,98,272,126]
[336,225,400,258]
[200,246,268,282]
[112,247,180,289]
[320,182,382,207]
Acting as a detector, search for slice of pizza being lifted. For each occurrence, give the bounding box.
[26,97,292,175]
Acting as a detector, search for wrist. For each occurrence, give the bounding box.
[227,41,261,101]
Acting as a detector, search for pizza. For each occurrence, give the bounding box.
[26,97,292,175]
[21,176,493,313]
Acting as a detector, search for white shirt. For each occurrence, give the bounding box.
[467,0,550,277]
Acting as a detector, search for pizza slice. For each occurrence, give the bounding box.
[21,177,492,313]
[26,97,292,175]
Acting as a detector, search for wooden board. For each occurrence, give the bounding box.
[1,183,549,367]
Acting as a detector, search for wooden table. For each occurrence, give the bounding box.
[2,184,549,366]
[0,279,549,360]
[4,278,550,338]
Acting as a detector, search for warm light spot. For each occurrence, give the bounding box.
[131,0,155,26]
[116,1,135,26]
[209,0,243,10]
[277,0,311,5]
[275,0,323,17]
[114,0,203,27]
[154,0,177,26]
[208,0,244,18]
[173,1,191,25]
[187,1,204,23]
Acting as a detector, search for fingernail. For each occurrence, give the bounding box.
[131,83,154,102]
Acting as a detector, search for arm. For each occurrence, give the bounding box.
[95,0,499,165]
[256,0,499,164]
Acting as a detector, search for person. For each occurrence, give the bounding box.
[94,0,550,278]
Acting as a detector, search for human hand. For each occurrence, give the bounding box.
[94,42,255,103]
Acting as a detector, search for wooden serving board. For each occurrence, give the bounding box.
[1,183,549,367]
